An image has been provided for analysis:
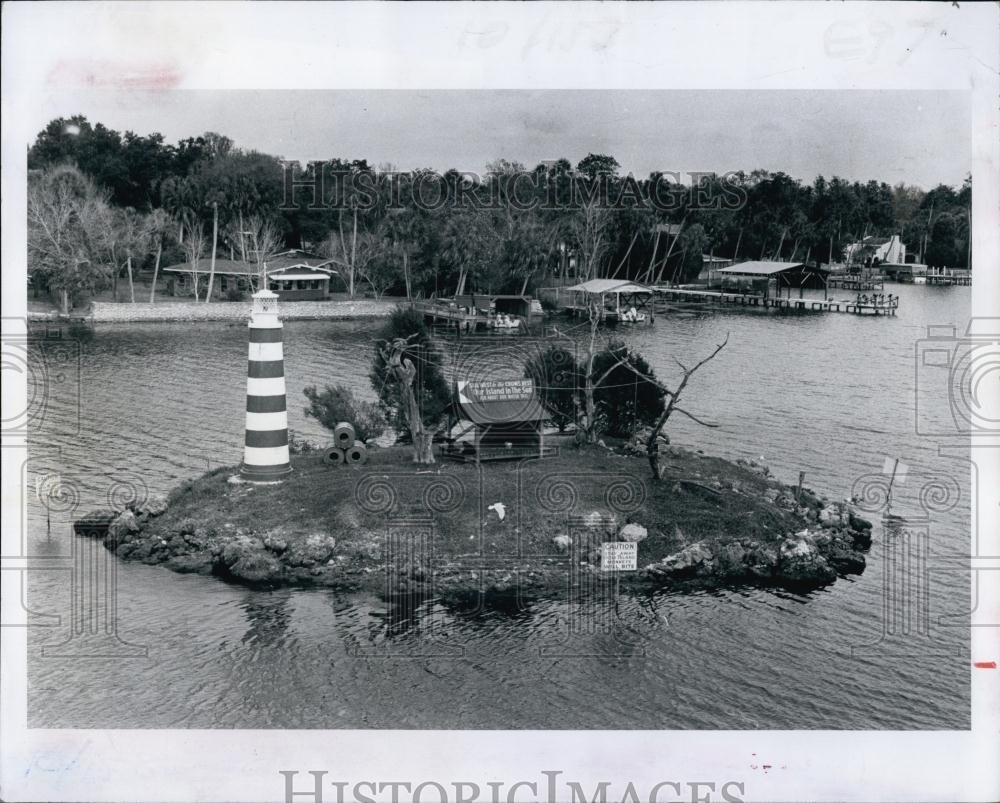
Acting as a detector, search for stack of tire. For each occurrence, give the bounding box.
[323,422,368,466]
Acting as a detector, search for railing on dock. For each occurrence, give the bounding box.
[649,286,898,316]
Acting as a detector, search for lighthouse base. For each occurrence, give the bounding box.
[239,462,293,483]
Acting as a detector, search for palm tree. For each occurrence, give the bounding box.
[160,176,201,243]
[146,208,172,302]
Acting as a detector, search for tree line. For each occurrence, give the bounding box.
[27,115,972,312]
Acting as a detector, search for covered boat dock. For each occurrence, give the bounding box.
[560,279,655,323]
[711,261,831,299]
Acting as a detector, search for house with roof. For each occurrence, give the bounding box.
[161,251,340,301]
[844,235,906,267]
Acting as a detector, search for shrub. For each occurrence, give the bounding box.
[303,384,387,443]
[524,345,579,432]
[590,340,666,437]
[225,286,246,302]
[368,307,451,439]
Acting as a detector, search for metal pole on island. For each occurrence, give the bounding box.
[240,288,291,482]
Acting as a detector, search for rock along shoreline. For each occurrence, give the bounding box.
[73,444,875,597]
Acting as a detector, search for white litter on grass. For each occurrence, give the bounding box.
[488,502,506,521]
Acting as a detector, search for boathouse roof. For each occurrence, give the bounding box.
[717,261,830,277]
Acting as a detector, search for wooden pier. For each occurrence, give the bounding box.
[926,272,972,286]
[650,286,898,316]
[827,273,884,291]
[411,299,481,330]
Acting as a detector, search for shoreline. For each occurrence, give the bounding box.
[29,298,400,324]
[75,444,875,597]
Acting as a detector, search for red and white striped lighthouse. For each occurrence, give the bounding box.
[240,288,291,481]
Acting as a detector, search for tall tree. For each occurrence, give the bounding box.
[146,208,173,302]
[27,165,110,314]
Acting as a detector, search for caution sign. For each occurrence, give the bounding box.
[601,542,638,572]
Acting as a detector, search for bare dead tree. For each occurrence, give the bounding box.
[181,222,207,302]
[243,215,284,293]
[578,299,604,443]
[598,334,729,479]
[380,333,436,464]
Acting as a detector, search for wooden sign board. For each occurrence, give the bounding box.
[457,379,534,404]
[601,542,638,572]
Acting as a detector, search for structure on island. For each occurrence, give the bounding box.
[240,289,291,481]
[440,378,556,463]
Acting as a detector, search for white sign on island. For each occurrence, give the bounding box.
[600,542,638,572]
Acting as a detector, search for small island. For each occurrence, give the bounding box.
[78,441,873,595]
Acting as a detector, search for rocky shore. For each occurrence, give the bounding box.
[74,444,875,596]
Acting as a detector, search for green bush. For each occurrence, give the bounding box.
[303,384,387,443]
[590,340,666,437]
[524,345,579,432]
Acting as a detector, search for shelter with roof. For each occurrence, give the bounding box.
[162,251,339,301]
[715,261,831,299]
[563,278,654,322]
[441,378,554,463]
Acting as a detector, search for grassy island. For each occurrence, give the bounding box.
[78,442,874,595]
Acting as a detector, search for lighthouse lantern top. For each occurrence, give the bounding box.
[251,288,279,315]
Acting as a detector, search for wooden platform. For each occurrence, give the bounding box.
[650,287,898,316]
[411,300,481,327]
[827,275,884,291]
[439,443,559,462]
[926,275,972,286]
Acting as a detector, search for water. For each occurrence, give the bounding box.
[26,283,971,728]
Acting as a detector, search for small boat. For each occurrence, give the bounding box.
[489,316,521,330]
[619,306,646,324]
[619,312,647,324]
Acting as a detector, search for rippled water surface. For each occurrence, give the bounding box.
[26,283,971,728]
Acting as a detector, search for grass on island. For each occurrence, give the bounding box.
[146,441,822,570]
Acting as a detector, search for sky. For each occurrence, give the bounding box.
[30,89,971,190]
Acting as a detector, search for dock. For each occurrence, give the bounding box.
[827,273,884,291]
[411,295,543,334]
[650,286,898,316]
[925,271,972,286]
[411,299,480,329]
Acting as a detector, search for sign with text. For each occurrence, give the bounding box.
[601,542,638,572]
[457,378,534,405]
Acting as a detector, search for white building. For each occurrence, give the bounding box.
[844,235,906,266]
